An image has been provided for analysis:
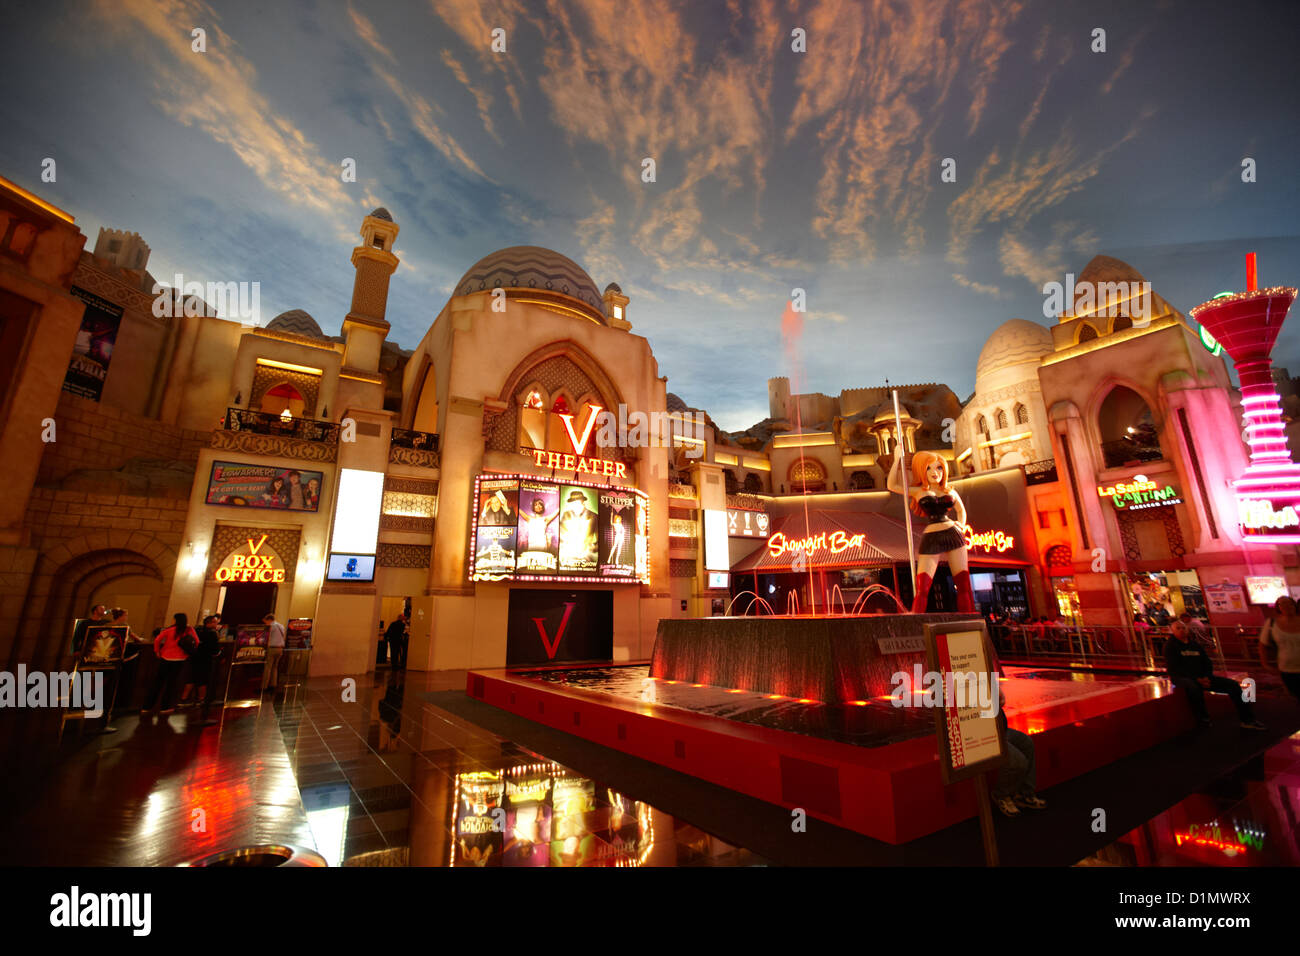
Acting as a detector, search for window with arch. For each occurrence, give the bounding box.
[1111,315,1133,333]
[723,469,739,494]
[518,388,606,457]
[1098,385,1163,468]
[995,408,1009,430]
[1077,322,1098,344]
[260,382,305,418]
[976,414,989,437]
[1014,403,1029,425]
[850,470,874,490]
[743,473,763,493]
[789,457,827,492]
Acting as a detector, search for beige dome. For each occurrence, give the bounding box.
[1077,254,1145,288]
[975,319,1053,394]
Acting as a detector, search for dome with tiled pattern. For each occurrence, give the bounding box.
[265,309,326,339]
[455,246,605,322]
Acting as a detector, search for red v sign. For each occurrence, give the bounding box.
[557,405,603,456]
[532,602,577,660]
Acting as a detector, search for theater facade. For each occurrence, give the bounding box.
[2,172,1295,675]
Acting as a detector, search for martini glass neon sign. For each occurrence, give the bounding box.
[1189,255,1300,544]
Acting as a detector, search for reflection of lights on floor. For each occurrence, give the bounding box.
[305,805,349,867]
[848,700,869,706]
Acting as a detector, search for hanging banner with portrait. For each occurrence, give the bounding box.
[62,287,124,401]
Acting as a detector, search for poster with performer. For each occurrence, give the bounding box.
[504,772,552,868]
[550,777,597,867]
[455,771,504,867]
[233,625,269,663]
[558,485,599,574]
[516,479,559,574]
[62,287,124,401]
[635,495,648,583]
[923,622,1005,784]
[599,489,636,577]
[475,478,519,575]
[79,625,127,666]
[205,461,324,512]
[285,618,313,650]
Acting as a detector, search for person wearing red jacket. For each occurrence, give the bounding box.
[141,612,195,716]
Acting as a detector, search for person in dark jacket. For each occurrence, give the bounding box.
[385,615,409,670]
[179,615,223,719]
[1166,620,1264,729]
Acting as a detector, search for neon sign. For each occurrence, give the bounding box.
[523,404,629,478]
[213,534,286,583]
[766,530,865,560]
[963,526,1015,553]
[1240,498,1300,530]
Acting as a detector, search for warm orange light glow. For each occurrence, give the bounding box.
[0,174,75,222]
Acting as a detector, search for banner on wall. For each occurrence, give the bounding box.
[206,461,324,511]
[285,618,313,650]
[62,287,124,401]
[475,478,520,575]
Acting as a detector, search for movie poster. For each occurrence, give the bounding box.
[599,489,636,577]
[62,287,124,401]
[285,618,313,650]
[635,496,648,582]
[558,485,599,574]
[550,777,597,867]
[516,479,559,574]
[233,625,269,663]
[206,461,324,512]
[504,772,552,867]
[79,625,127,666]
[475,478,519,575]
[455,771,504,867]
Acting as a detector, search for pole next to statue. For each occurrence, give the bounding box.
[892,389,917,604]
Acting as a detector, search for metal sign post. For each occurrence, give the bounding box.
[892,389,917,596]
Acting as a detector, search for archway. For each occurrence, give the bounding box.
[1097,385,1162,468]
[259,382,305,418]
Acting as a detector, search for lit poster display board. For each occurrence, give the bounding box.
[470,474,649,583]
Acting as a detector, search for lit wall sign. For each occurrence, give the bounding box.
[1244,575,1288,604]
[708,571,729,589]
[704,509,729,572]
[1096,475,1182,510]
[726,509,770,537]
[332,468,384,554]
[962,526,1015,554]
[213,534,286,583]
[521,403,628,478]
[766,530,865,560]
[468,473,649,584]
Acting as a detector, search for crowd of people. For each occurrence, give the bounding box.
[70,605,298,723]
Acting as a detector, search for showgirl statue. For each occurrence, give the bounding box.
[888,451,975,613]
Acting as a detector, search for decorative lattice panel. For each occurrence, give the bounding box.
[377,543,431,568]
[669,558,697,578]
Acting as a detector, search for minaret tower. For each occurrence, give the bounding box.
[339,207,399,408]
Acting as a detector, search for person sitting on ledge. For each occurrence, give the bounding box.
[988,644,1048,818]
[1165,620,1265,730]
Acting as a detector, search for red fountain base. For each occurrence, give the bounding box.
[467,662,1211,844]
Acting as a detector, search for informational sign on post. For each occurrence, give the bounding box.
[923,622,1006,784]
[923,620,1007,867]
[285,618,313,650]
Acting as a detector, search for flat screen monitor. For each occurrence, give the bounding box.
[326,553,375,582]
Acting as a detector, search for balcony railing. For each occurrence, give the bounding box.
[1023,459,1058,485]
[390,427,440,452]
[224,407,339,443]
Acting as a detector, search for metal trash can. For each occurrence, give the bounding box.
[181,844,327,867]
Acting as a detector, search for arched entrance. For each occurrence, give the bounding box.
[13,532,177,671]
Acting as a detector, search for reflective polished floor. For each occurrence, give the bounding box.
[0,669,768,867]
[1,666,1295,866]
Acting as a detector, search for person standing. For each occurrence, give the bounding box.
[385,614,409,670]
[1259,596,1300,702]
[72,604,110,656]
[376,620,388,667]
[1166,620,1265,729]
[142,613,196,715]
[262,613,287,693]
[179,614,223,718]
